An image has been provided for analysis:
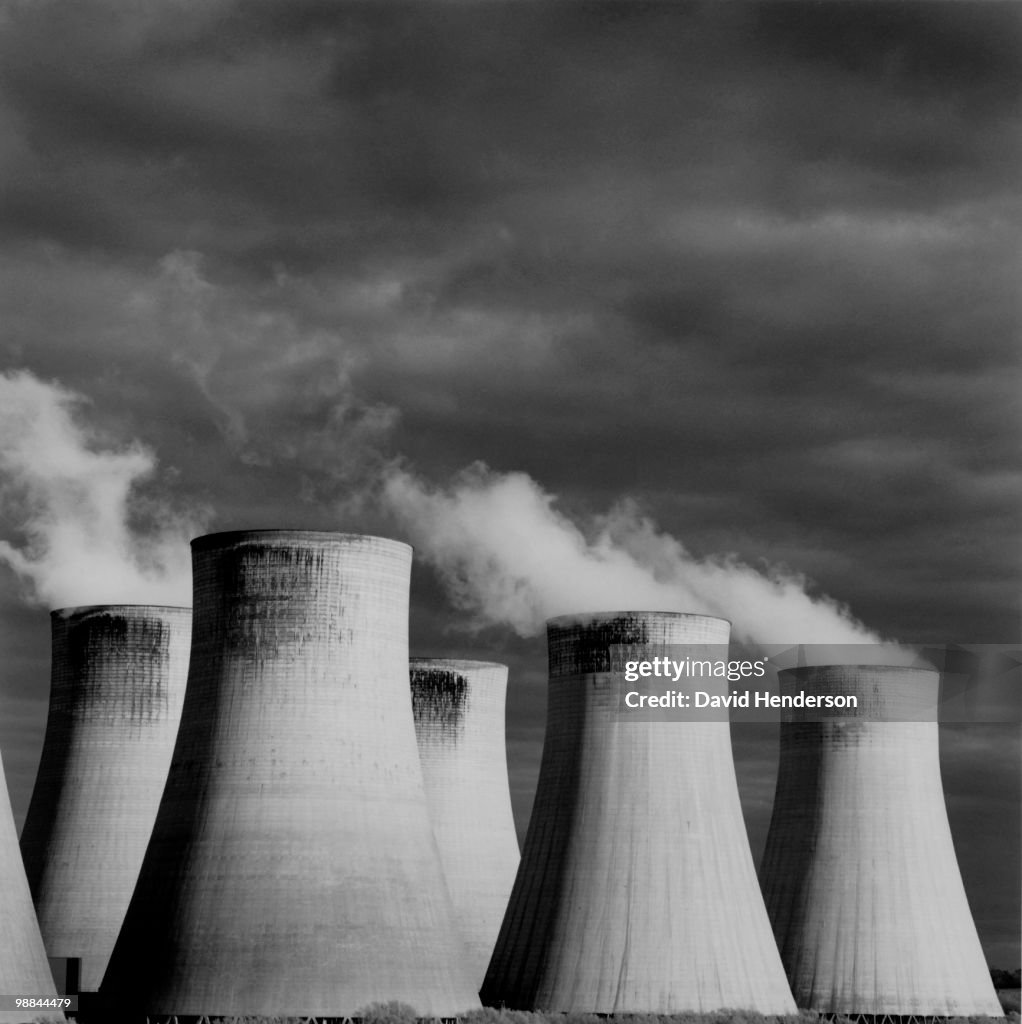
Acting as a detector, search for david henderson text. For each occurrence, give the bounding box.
[624,690,859,709]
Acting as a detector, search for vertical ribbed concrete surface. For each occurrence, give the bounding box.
[409,658,520,985]
[101,531,480,1019]
[0,750,60,1023]
[20,605,191,993]
[481,611,796,1013]
[759,665,1002,1016]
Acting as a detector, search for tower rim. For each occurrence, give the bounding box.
[546,609,732,629]
[51,604,192,618]
[410,657,508,671]
[190,529,412,555]
[779,664,938,676]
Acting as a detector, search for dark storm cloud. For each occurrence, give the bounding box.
[0,0,1015,632]
[3,2,1017,249]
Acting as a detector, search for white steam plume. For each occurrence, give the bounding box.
[383,462,904,653]
[0,370,204,608]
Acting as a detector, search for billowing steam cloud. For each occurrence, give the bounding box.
[383,462,900,651]
[0,361,903,656]
[0,370,203,608]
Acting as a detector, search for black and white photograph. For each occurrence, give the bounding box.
[0,2,1018,1021]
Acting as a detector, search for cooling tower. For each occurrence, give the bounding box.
[101,531,480,1019]
[409,658,520,984]
[19,604,191,993]
[0,749,61,1023]
[481,611,797,1013]
[759,664,1003,1017]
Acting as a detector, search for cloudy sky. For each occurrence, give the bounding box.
[0,1,1019,967]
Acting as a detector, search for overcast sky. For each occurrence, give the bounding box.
[0,1,1019,968]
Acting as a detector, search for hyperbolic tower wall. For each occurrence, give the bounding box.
[409,658,520,984]
[481,611,797,1013]
[20,605,191,992]
[101,531,480,1019]
[0,749,60,1023]
[759,664,1003,1017]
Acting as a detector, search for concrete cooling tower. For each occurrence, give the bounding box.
[759,664,1003,1017]
[0,750,60,1023]
[101,531,480,1020]
[19,605,191,993]
[409,658,520,985]
[481,611,797,1014]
